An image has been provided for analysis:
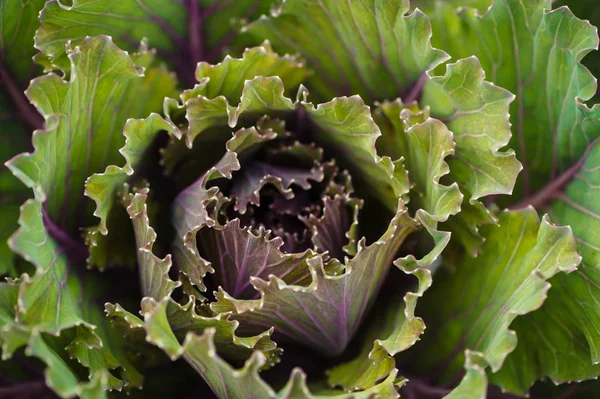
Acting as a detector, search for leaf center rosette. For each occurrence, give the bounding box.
[195,121,361,297]
[159,45,424,359]
[101,39,517,395]
[171,105,415,359]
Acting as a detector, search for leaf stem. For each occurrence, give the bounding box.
[187,0,204,69]
[402,73,428,104]
[0,380,48,398]
[553,385,579,399]
[42,203,88,264]
[0,62,43,132]
[511,138,600,210]
[400,378,451,399]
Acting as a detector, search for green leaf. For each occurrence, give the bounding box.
[422,56,521,254]
[529,379,600,399]
[10,200,97,335]
[35,0,279,83]
[0,97,30,277]
[423,56,519,203]
[371,57,519,255]
[182,328,277,398]
[0,283,29,357]
[421,0,600,391]
[444,351,488,399]
[145,325,400,398]
[554,0,600,101]
[36,0,183,65]
[410,0,493,14]
[0,0,46,82]
[301,95,410,212]
[411,0,492,14]
[27,332,110,399]
[373,100,463,228]
[245,0,449,103]
[0,0,46,276]
[122,187,181,300]
[493,139,600,393]
[424,0,598,202]
[7,36,177,269]
[85,114,179,271]
[1,34,172,397]
[164,44,306,148]
[140,297,281,368]
[405,208,580,397]
[3,200,143,397]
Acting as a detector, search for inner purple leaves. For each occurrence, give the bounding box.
[303,196,358,261]
[196,219,314,299]
[185,117,366,302]
[230,161,324,214]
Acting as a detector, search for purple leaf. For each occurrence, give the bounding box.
[197,219,316,299]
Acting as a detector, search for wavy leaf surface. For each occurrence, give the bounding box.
[405,208,580,397]
[422,0,600,391]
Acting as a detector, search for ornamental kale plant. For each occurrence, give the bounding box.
[1,0,600,398]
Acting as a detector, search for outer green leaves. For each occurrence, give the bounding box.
[411,0,492,14]
[158,327,400,399]
[422,0,600,392]
[0,99,30,276]
[423,56,520,253]
[407,208,580,397]
[35,0,278,84]
[424,0,598,200]
[36,0,184,64]
[10,200,95,334]
[245,0,448,103]
[166,44,306,147]
[85,113,179,269]
[374,101,463,222]
[373,56,519,254]
[139,296,401,398]
[9,36,174,232]
[2,34,177,397]
[123,188,180,300]
[555,0,600,97]
[7,36,176,269]
[0,0,46,276]
[182,329,278,398]
[3,200,142,398]
[494,139,600,393]
[0,0,46,83]
[423,57,519,204]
